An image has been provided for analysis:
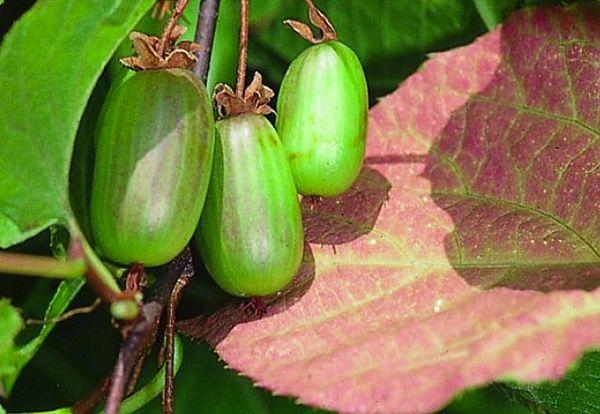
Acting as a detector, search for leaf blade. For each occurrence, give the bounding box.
[0,0,155,247]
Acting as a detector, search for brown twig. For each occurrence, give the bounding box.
[126,351,149,396]
[72,377,111,414]
[162,274,192,414]
[157,0,191,56]
[193,0,220,83]
[236,0,249,97]
[26,298,102,325]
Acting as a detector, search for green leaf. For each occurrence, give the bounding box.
[506,350,600,413]
[0,0,155,248]
[0,299,23,398]
[2,279,84,395]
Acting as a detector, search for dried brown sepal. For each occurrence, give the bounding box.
[284,0,337,44]
[214,72,275,118]
[120,27,201,71]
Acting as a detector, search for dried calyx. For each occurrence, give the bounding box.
[214,72,275,118]
[120,25,201,71]
[284,0,337,44]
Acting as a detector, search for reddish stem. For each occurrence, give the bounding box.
[236,0,249,97]
[162,274,191,414]
[157,0,190,56]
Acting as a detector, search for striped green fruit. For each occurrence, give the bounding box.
[196,114,304,297]
[276,40,368,197]
[90,69,214,267]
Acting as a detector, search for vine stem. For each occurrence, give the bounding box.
[193,0,221,83]
[236,0,249,97]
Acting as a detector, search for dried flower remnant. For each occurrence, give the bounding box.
[214,72,275,118]
[120,26,201,71]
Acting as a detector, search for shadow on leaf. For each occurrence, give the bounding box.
[301,166,392,246]
[423,7,600,292]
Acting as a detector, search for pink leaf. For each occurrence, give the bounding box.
[181,4,600,413]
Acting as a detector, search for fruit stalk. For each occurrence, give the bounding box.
[157,0,190,55]
[236,0,249,96]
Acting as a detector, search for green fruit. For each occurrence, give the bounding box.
[90,69,214,267]
[196,114,304,297]
[276,40,368,197]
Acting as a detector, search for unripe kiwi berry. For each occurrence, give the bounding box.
[276,40,368,197]
[90,69,214,267]
[195,113,304,297]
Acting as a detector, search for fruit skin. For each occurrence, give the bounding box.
[276,40,368,197]
[196,114,304,297]
[90,69,214,266]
